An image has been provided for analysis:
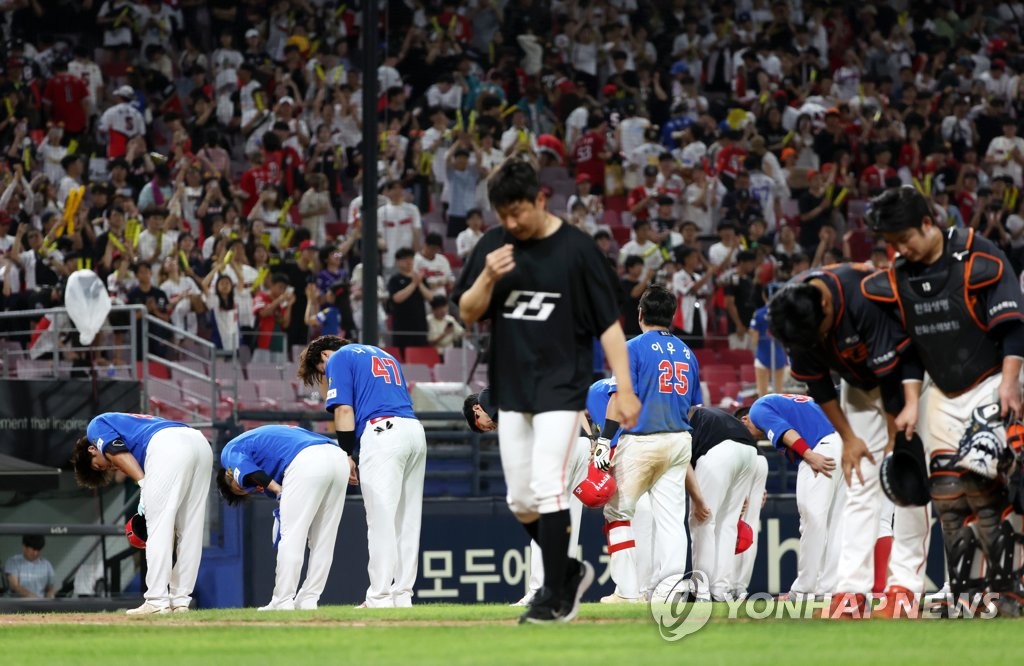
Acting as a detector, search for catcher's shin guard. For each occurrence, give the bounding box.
[930,454,986,597]
[961,472,1024,613]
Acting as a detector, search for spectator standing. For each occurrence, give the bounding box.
[414,233,455,299]
[98,86,146,159]
[388,248,432,353]
[378,180,422,273]
[724,251,763,350]
[252,273,295,364]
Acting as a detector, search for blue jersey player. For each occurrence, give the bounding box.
[298,335,427,608]
[71,413,212,615]
[739,394,844,600]
[595,285,706,603]
[217,425,350,611]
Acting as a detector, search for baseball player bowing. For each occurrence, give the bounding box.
[463,387,592,606]
[298,336,427,609]
[739,394,844,600]
[731,445,769,601]
[865,186,1024,616]
[454,158,641,624]
[768,265,931,617]
[688,406,761,602]
[71,413,212,615]
[595,285,710,604]
[586,376,657,604]
[217,425,350,611]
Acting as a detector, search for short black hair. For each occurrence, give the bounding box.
[594,230,611,241]
[430,294,448,308]
[488,159,540,211]
[466,208,482,219]
[395,247,416,260]
[425,232,443,247]
[624,255,644,270]
[269,272,290,287]
[633,219,651,232]
[22,534,45,550]
[866,186,931,233]
[767,282,824,348]
[71,436,113,488]
[639,284,676,328]
[215,467,246,506]
[733,406,751,419]
[462,393,483,433]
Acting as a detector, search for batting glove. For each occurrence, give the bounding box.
[593,438,612,471]
[136,479,146,517]
[272,507,281,549]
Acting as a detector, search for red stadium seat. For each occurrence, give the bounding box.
[405,346,441,367]
[739,364,757,385]
[718,349,754,367]
[381,346,404,362]
[693,348,718,368]
[444,251,463,269]
[611,226,631,246]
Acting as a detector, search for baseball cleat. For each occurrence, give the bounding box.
[126,602,170,615]
[169,606,190,613]
[510,592,535,607]
[559,559,595,622]
[600,592,640,604]
[518,587,564,624]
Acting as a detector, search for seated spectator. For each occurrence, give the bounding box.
[387,247,431,353]
[426,294,465,356]
[5,535,55,599]
[566,173,603,230]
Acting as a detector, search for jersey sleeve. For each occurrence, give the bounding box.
[86,416,124,455]
[220,443,262,491]
[971,238,1024,330]
[576,236,623,336]
[748,401,792,449]
[324,351,354,411]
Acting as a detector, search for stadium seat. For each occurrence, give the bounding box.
[601,209,622,227]
[718,349,754,366]
[137,360,171,380]
[611,226,631,246]
[402,363,434,384]
[739,364,757,385]
[444,251,463,269]
[405,346,441,367]
[16,360,52,379]
[382,346,403,362]
[247,363,284,381]
[702,364,739,384]
[693,348,718,368]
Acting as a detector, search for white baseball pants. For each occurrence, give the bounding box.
[732,454,769,598]
[497,410,581,518]
[691,440,758,600]
[790,434,845,597]
[360,416,427,608]
[603,431,692,600]
[264,444,349,610]
[141,426,212,610]
[525,436,591,596]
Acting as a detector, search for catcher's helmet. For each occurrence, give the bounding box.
[574,464,617,508]
[125,513,148,549]
[735,520,754,554]
[881,432,930,507]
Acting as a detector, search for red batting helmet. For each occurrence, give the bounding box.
[735,520,754,554]
[125,513,148,549]
[574,464,617,508]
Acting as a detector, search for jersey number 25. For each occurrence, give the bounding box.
[372,356,403,386]
[657,360,689,395]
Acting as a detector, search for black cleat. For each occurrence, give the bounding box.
[518,587,564,625]
[559,558,595,623]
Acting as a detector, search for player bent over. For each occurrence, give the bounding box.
[71,413,212,614]
[597,286,707,603]
[455,159,641,624]
[768,266,931,616]
[463,388,592,606]
[866,186,1024,616]
[299,336,427,608]
[217,425,350,610]
[688,406,761,601]
[739,394,844,599]
[731,451,769,600]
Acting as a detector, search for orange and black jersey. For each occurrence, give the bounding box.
[787,263,910,411]
[862,227,1024,395]
[453,222,622,414]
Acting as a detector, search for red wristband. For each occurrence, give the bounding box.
[790,438,810,458]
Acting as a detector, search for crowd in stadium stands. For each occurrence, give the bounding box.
[0,0,1023,376]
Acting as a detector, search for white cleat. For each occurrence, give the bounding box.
[169,606,190,614]
[126,602,170,615]
[600,592,640,604]
[510,592,535,607]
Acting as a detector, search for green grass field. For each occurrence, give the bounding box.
[1,603,1018,666]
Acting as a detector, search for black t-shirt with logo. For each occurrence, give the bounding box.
[689,406,758,466]
[454,222,621,413]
